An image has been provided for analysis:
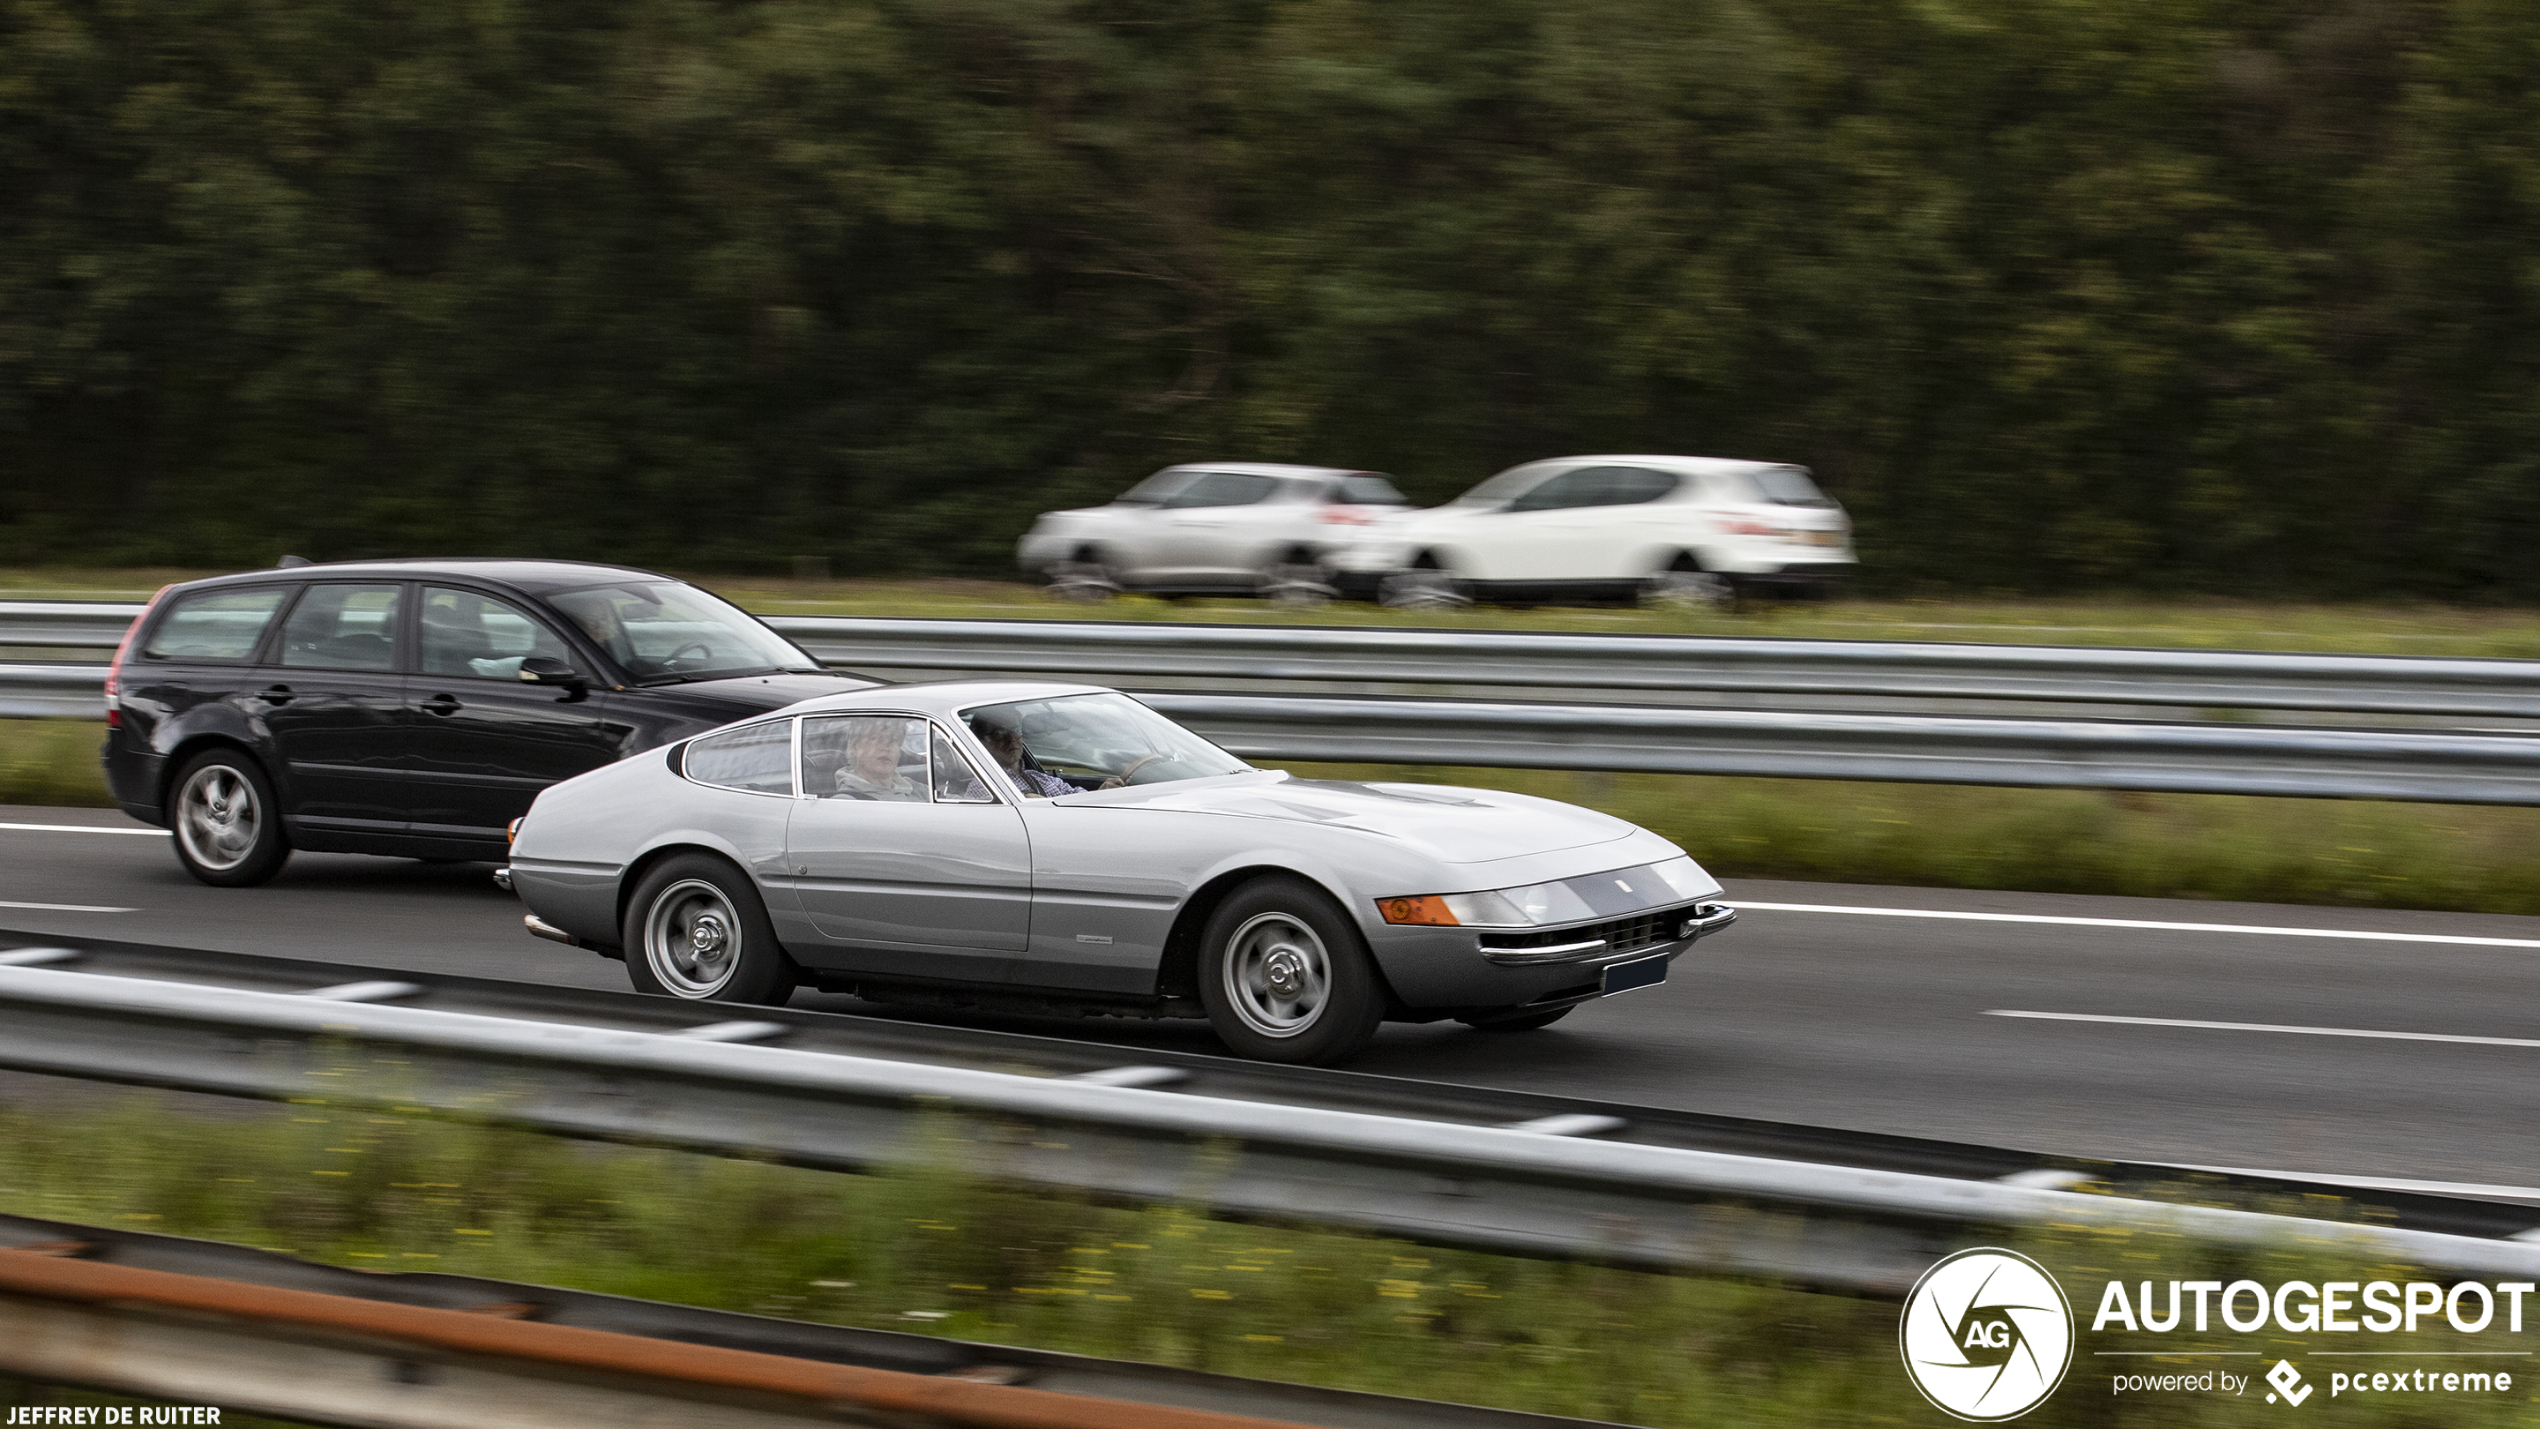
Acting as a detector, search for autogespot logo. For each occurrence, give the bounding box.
[1900,1248,2077,1421]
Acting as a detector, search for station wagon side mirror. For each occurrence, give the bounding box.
[517,656,586,692]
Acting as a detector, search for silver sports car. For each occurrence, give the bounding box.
[507,680,1736,1063]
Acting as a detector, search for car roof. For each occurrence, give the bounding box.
[770,680,1115,721]
[1525,455,1796,475]
[1161,463,1385,481]
[167,558,674,596]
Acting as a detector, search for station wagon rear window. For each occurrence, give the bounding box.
[141,587,288,662]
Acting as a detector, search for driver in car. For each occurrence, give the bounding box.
[966,709,1139,798]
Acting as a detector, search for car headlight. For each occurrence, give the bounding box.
[1379,856,1715,928]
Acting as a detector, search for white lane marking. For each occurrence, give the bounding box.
[1988,1008,2540,1050]
[0,900,135,913]
[0,821,168,837]
[1738,900,2540,950]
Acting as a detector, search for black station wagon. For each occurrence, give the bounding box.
[103,559,878,885]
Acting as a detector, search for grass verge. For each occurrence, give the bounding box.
[1273,763,2540,917]
[0,1087,2527,1427]
[0,719,110,807]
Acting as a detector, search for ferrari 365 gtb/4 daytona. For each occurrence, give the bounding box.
[506,680,1736,1063]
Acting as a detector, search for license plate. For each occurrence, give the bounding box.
[1798,529,1842,547]
[1601,955,1669,995]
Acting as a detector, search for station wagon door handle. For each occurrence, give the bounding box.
[420,693,462,717]
[258,684,293,706]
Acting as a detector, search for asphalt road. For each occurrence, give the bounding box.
[3,803,2535,1193]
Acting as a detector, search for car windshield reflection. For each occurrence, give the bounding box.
[962,692,1250,794]
[546,581,819,684]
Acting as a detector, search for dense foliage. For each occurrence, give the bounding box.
[3,0,2535,593]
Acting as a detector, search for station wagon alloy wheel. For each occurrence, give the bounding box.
[1222,912,1332,1037]
[177,765,262,872]
[644,878,746,997]
[167,751,291,887]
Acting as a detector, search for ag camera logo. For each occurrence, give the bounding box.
[1900,1248,2076,1421]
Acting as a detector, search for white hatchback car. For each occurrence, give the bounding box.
[1322,455,1854,606]
[1017,463,1410,603]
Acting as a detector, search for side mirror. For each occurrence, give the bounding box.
[517,657,584,689]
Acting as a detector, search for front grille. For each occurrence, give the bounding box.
[1478,903,1696,960]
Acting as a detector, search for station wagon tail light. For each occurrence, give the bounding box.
[1318,506,1375,526]
[102,585,171,730]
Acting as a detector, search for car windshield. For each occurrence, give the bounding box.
[965,692,1250,790]
[1741,465,1837,507]
[1114,469,1196,506]
[544,580,819,684]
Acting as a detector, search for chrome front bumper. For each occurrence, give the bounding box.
[1477,902,1736,967]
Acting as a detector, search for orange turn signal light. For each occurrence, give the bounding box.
[1378,895,1458,926]
[505,818,523,845]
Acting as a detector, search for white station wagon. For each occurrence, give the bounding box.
[1322,454,1854,607]
[1016,463,1410,603]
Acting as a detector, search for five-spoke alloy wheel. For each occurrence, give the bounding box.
[169,750,291,887]
[623,853,796,1005]
[1198,876,1385,1064]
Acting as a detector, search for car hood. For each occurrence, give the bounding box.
[622,671,882,723]
[1065,774,1639,864]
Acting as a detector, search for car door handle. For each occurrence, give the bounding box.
[259,685,293,706]
[420,693,462,717]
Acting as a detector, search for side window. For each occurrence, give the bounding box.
[684,721,795,795]
[800,715,928,803]
[931,727,999,804]
[1576,466,1679,507]
[1161,472,1276,509]
[277,584,403,671]
[420,587,574,680]
[1503,470,1589,513]
[140,587,288,662]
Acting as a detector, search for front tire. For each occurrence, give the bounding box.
[622,853,795,1005]
[1198,876,1385,1064]
[169,750,291,887]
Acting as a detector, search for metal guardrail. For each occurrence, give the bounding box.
[767,615,2540,719]
[18,599,2540,718]
[0,663,115,719]
[16,655,2540,802]
[18,601,2540,800]
[3,944,2536,1297]
[1139,692,2540,803]
[0,1213,1574,1429]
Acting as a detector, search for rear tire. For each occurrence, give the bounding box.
[1198,876,1385,1064]
[169,750,291,887]
[622,853,795,1005]
[1258,553,1336,607]
[1642,556,1733,610]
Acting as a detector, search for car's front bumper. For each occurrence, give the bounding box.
[1370,900,1736,1010]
